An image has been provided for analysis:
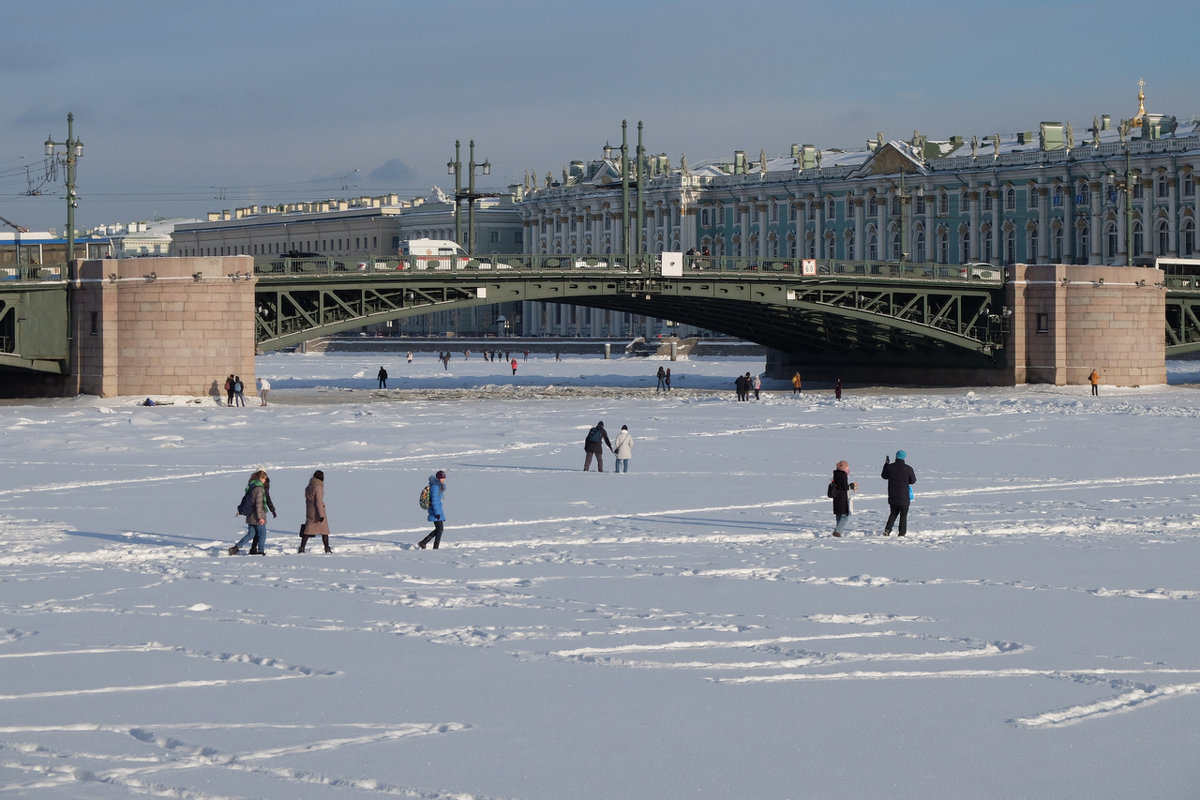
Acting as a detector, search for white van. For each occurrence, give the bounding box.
[399,239,466,270]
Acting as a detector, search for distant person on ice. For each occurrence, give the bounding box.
[583,420,613,472]
[299,470,332,553]
[881,450,917,537]
[656,365,667,392]
[1089,368,1101,396]
[418,470,448,549]
[377,366,388,389]
[829,460,857,538]
[511,357,519,375]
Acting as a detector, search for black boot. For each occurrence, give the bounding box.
[227,546,239,555]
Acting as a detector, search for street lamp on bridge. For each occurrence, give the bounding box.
[44,113,84,265]
[448,139,490,255]
[1105,120,1138,267]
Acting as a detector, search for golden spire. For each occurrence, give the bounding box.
[1132,78,1146,127]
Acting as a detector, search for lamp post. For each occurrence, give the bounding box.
[896,168,922,266]
[447,139,490,254]
[44,112,84,264]
[1107,120,1137,267]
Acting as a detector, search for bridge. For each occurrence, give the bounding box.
[0,254,1189,395]
[250,254,1010,372]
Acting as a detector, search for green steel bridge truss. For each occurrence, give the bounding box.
[252,257,1011,369]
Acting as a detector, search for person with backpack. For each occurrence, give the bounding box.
[233,376,246,407]
[881,450,917,537]
[828,460,857,538]
[299,470,332,553]
[224,374,235,407]
[418,470,447,549]
[583,421,613,472]
[228,470,268,555]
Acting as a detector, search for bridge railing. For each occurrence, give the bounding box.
[0,263,67,282]
[252,253,1002,282]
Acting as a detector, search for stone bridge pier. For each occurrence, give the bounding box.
[70,256,257,398]
[1006,263,1165,387]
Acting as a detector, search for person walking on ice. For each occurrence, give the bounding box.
[583,421,613,472]
[881,450,917,537]
[229,470,268,555]
[417,470,448,549]
[612,425,633,473]
[299,470,332,553]
[1089,368,1101,396]
[828,460,857,537]
[377,366,388,389]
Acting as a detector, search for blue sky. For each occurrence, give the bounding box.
[2,0,1197,234]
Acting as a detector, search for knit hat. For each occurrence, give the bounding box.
[435,470,447,480]
[896,450,907,460]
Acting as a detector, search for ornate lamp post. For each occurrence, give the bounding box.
[1106,120,1137,267]
[44,113,84,264]
[447,139,490,254]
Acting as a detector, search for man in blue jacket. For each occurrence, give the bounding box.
[418,470,447,549]
[881,450,917,537]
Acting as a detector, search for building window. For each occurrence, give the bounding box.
[1005,188,1016,210]
[1185,173,1196,196]
[701,208,710,227]
[1158,176,1169,198]
[915,194,926,215]
[984,191,993,212]
[827,199,836,219]
[1036,313,1049,333]
[1030,188,1040,209]
[90,311,99,335]
[1077,183,1090,206]
[961,189,970,210]
[1030,227,1039,261]
[1184,221,1195,255]
[490,231,500,244]
[938,192,949,215]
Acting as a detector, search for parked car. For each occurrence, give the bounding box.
[962,262,1001,280]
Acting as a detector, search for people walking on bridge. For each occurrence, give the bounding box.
[881,450,917,537]
[656,365,667,392]
[225,375,235,407]
[298,470,332,553]
[233,376,247,407]
[417,470,447,549]
[377,366,388,389]
[829,460,857,538]
[257,376,271,406]
[613,425,633,473]
[1089,368,1101,396]
[792,371,802,395]
[583,421,613,472]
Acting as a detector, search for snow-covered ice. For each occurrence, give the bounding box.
[2,350,1199,799]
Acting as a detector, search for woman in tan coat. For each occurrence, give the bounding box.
[299,470,332,553]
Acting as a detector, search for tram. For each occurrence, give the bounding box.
[0,232,113,280]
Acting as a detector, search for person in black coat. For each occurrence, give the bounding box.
[881,449,917,536]
[830,460,857,537]
[583,421,613,472]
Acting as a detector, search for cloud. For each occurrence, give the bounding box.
[369,159,415,184]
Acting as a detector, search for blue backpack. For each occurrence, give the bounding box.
[586,426,604,443]
[236,486,256,516]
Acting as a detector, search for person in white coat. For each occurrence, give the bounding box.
[613,425,634,473]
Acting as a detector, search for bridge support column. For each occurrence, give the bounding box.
[1008,263,1165,387]
[71,256,257,398]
